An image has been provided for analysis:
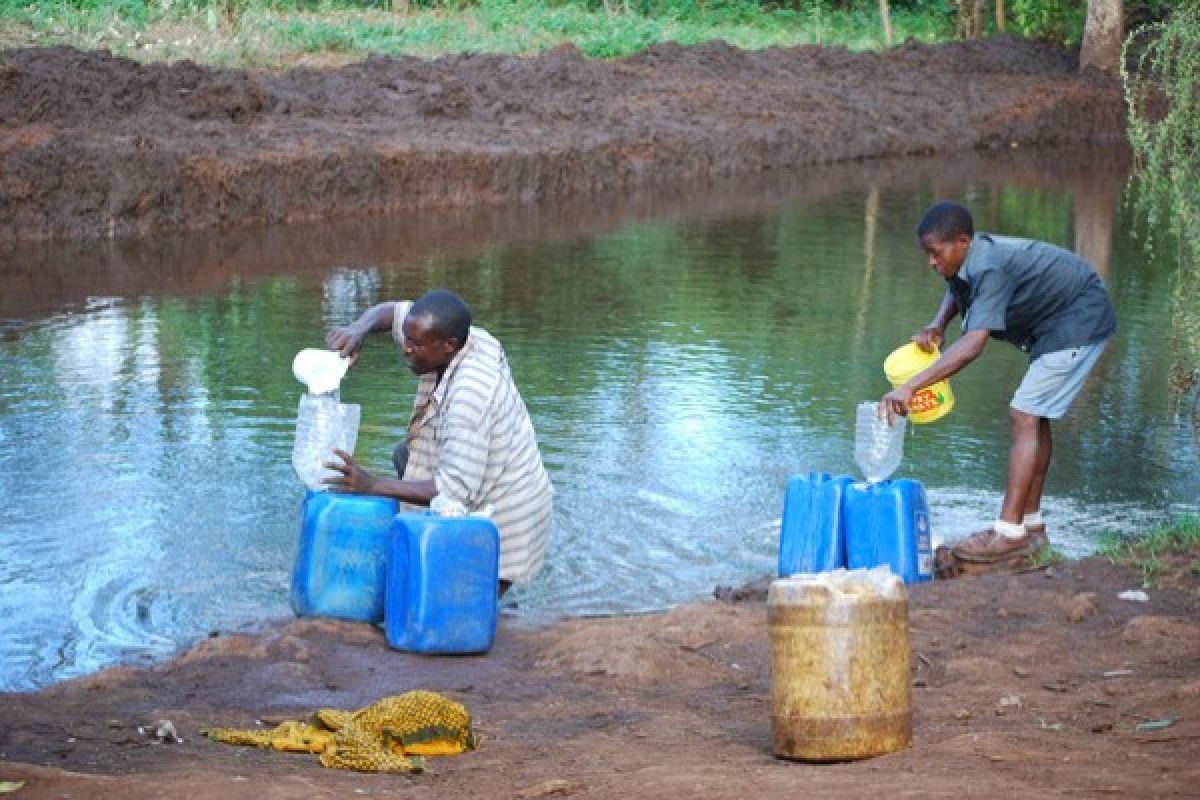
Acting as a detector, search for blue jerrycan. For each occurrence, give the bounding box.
[290,490,398,622]
[843,479,934,584]
[386,512,500,654]
[778,472,854,577]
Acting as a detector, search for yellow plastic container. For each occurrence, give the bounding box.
[768,569,912,761]
[883,343,955,424]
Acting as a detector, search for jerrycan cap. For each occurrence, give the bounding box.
[293,348,351,395]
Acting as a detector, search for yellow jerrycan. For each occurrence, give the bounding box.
[883,342,955,424]
[768,568,913,761]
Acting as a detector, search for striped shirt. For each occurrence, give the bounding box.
[392,301,554,583]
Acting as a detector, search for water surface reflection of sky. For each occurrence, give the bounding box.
[0,146,1195,691]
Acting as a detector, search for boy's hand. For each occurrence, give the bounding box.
[322,448,376,494]
[879,386,913,426]
[912,325,945,353]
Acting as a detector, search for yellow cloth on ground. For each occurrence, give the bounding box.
[202,690,477,773]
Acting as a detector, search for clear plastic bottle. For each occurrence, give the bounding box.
[854,401,905,484]
[292,391,361,490]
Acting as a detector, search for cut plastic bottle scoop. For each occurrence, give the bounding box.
[293,348,352,395]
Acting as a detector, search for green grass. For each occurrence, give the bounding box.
[0,0,955,66]
[1030,544,1065,569]
[1094,515,1200,588]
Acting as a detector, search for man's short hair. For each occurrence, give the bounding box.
[411,289,472,344]
[917,201,974,242]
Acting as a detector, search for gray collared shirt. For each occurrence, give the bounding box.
[948,233,1117,359]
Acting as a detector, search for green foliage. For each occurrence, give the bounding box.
[1007,0,1083,44]
[1095,515,1200,588]
[1122,3,1200,414]
[1030,545,1065,568]
[2,0,954,62]
[1,0,154,25]
[1122,4,1200,262]
[277,17,359,50]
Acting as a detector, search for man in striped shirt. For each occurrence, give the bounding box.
[323,289,554,596]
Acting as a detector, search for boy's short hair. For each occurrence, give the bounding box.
[917,201,974,241]
[411,289,472,344]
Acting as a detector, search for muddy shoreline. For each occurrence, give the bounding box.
[2,557,1198,799]
[1,36,1125,245]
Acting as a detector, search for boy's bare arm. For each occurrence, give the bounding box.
[914,289,959,351]
[881,329,988,423]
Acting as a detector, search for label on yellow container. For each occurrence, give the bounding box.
[883,343,955,424]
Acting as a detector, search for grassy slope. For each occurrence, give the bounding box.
[0,0,953,67]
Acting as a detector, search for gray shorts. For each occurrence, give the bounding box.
[1010,341,1108,419]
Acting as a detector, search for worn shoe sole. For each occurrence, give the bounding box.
[955,539,1040,564]
[953,529,1049,564]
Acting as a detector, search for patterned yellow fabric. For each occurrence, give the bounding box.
[202,690,476,773]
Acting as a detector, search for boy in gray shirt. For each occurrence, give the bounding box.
[881,201,1117,562]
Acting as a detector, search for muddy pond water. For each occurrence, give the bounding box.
[1,147,1196,691]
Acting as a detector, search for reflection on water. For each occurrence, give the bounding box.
[0,146,1196,691]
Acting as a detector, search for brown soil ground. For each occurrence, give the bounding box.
[3,555,1198,799]
[2,33,1184,800]
[0,35,1125,244]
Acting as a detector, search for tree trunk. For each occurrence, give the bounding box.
[955,0,986,39]
[995,0,1006,32]
[879,0,893,47]
[1080,0,1124,73]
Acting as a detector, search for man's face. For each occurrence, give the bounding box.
[401,313,458,376]
[919,232,971,279]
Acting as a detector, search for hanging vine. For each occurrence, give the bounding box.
[1121,2,1200,423]
[1122,3,1200,258]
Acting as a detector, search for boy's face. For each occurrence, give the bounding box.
[919,232,971,279]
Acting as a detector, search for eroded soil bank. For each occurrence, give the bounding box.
[0,36,1125,244]
[0,142,1130,320]
[2,557,1198,799]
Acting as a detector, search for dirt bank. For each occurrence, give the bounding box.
[0,36,1125,244]
[2,555,1198,799]
[0,141,1130,320]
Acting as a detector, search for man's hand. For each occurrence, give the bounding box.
[912,325,945,353]
[326,326,367,362]
[322,448,376,494]
[879,386,914,426]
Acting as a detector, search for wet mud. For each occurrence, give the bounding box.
[0,36,1125,244]
[2,557,1198,798]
